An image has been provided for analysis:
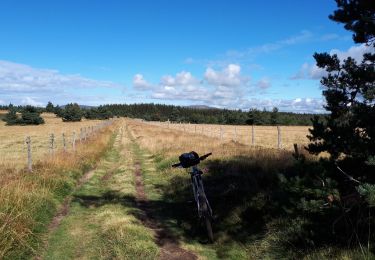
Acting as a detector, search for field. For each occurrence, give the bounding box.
[0,110,311,169]
[1,116,369,259]
[146,121,311,150]
[0,111,104,168]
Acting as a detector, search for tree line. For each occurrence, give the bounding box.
[1,102,321,126]
[102,103,320,125]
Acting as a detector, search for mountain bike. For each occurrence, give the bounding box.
[172,151,213,242]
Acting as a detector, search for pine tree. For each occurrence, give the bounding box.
[21,106,45,125]
[62,103,83,122]
[270,107,279,125]
[46,101,54,113]
[3,108,19,125]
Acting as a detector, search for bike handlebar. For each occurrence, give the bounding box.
[172,152,212,168]
[199,152,212,161]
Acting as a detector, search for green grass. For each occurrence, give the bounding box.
[127,129,374,259]
[41,132,159,259]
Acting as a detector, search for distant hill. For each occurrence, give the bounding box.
[186,105,218,110]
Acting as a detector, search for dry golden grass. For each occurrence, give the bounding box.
[125,119,312,168]
[0,112,106,169]
[0,119,120,259]
[147,121,311,151]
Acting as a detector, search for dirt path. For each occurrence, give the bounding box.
[35,168,97,260]
[134,162,197,260]
[35,128,199,260]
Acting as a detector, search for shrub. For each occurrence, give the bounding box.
[62,103,83,122]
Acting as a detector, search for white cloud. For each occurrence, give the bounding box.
[133,74,152,90]
[256,78,271,89]
[291,62,328,80]
[0,60,122,93]
[0,60,126,106]
[292,44,374,80]
[161,71,199,87]
[245,97,325,113]
[204,64,248,87]
[21,97,44,107]
[330,44,374,62]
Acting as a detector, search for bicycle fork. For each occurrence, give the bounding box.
[191,173,213,218]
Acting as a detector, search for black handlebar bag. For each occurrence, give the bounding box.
[178,151,200,168]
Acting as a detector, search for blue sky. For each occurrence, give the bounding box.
[0,0,372,112]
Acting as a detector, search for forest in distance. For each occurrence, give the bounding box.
[0,103,323,126]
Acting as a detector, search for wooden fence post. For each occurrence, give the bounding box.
[234,127,237,143]
[80,128,83,143]
[220,126,223,140]
[251,125,255,146]
[277,126,282,149]
[72,131,76,152]
[50,133,55,155]
[293,143,299,158]
[26,136,32,172]
[84,127,87,141]
[62,133,66,152]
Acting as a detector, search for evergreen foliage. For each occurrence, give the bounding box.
[102,103,320,126]
[21,106,45,125]
[84,106,113,120]
[2,108,20,125]
[300,0,375,251]
[45,101,54,113]
[2,105,44,125]
[61,103,83,122]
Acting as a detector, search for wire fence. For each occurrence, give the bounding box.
[0,119,115,171]
[145,121,311,150]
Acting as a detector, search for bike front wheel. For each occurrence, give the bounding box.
[199,195,213,242]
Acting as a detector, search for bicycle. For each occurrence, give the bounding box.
[172,151,213,242]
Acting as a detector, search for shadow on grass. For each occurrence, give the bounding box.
[72,156,372,258]
[150,155,369,258]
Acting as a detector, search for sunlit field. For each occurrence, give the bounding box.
[145,121,311,151]
[126,119,313,164]
[0,111,104,169]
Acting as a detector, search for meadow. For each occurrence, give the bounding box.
[1,114,367,259]
[0,112,118,259]
[124,119,365,259]
[137,120,310,150]
[0,111,104,169]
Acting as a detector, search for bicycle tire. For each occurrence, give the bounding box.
[199,195,214,242]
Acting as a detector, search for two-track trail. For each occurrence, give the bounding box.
[36,128,197,260]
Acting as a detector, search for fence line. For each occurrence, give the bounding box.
[143,120,308,150]
[0,119,115,172]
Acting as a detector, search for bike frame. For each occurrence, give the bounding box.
[190,166,213,218]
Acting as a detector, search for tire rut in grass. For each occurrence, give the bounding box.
[134,162,197,260]
[34,168,97,260]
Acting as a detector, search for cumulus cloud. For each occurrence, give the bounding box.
[330,44,374,62]
[0,60,126,106]
[292,44,375,80]
[291,63,327,80]
[21,97,44,107]
[161,71,200,87]
[152,71,207,101]
[0,60,122,93]
[204,64,249,87]
[245,97,325,113]
[133,74,153,90]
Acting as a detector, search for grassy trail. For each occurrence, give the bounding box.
[37,128,199,260]
[37,129,160,259]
